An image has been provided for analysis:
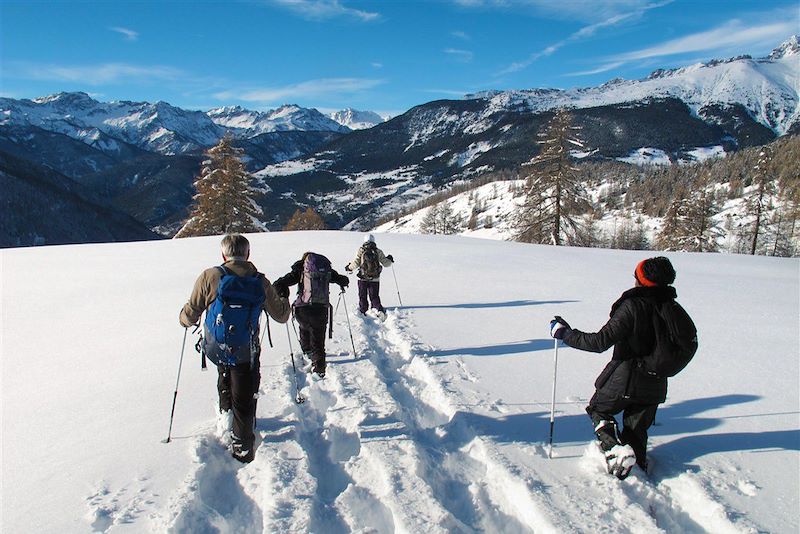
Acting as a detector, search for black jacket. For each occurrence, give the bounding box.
[273,258,349,304]
[564,286,677,404]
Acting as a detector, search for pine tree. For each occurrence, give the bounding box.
[514,109,589,245]
[743,146,777,255]
[175,135,263,237]
[283,207,327,231]
[656,177,721,252]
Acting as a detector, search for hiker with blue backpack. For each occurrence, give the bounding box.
[549,256,697,479]
[272,252,349,379]
[179,234,290,463]
[346,234,394,319]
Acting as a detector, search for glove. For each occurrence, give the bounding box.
[345,265,353,273]
[339,278,350,289]
[387,254,394,263]
[274,282,290,299]
[549,316,572,340]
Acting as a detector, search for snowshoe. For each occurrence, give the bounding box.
[604,444,636,480]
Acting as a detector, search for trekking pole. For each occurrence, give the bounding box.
[260,313,273,348]
[548,338,559,459]
[391,264,403,307]
[340,290,358,359]
[286,323,305,404]
[162,328,188,444]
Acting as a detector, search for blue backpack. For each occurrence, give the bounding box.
[203,266,265,367]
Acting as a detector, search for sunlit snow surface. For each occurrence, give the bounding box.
[2,232,798,533]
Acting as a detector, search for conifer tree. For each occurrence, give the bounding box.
[283,207,327,231]
[744,146,776,255]
[514,109,589,245]
[175,135,263,237]
[656,177,720,252]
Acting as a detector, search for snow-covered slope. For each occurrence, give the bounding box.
[2,232,798,533]
[373,176,795,255]
[0,94,350,155]
[0,92,224,154]
[208,105,350,136]
[329,108,386,130]
[468,35,799,135]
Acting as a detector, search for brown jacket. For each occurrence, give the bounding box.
[179,259,291,327]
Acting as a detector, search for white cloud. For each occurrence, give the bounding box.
[452,0,670,24]
[269,0,380,21]
[422,88,470,97]
[565,61,625,76]
[214,77,385,103]
[6,62,184,85]
[371,62,383,68]
[444,48,474,62]
[611,19,798,62]
[497,1,670,75]
[451,30,470,40]
[110,26,139,41]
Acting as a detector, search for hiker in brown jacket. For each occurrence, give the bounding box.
[179,234,290,462]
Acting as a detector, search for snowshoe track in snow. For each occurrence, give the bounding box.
[158,308,760,534]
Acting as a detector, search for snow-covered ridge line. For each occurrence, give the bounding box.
[0,93,359,155]
[466,35,799,135]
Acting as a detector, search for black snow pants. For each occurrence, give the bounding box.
[293,305,329,373]
[217,357,260,450]
[586,396,658,469]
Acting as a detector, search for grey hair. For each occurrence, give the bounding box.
[221,234,250,260]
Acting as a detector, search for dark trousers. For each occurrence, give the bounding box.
[586,396,658,468]
[294,305,329,372]
[357,279,384,314]
[217,358,260,450]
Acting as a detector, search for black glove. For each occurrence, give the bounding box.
[273,282,290,299]
[549,316,572,340]
[339,277,350,289]
[387,254,394,263]
[345,265,353,273]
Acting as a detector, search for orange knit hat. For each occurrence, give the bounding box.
[635,259,658,287]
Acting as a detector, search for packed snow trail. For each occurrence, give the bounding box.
[154,307,766,533]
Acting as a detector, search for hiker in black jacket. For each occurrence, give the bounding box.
[273,252,349,378]
[549,256,678,476]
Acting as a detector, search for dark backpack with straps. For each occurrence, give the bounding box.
[203,266,265,367]
[360,242,382,279]
[642,300,698,378]
[294,253,332,306]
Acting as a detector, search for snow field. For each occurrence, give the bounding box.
[2,231,797,533]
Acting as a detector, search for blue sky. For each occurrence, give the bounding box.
[1,0,797,116]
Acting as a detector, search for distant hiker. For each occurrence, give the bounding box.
[273,252,349,379]
[179,234,290,463]
[345,234,394,319]
[549,256,687,479]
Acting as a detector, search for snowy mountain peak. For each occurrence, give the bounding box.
[770,34,800,59]
[329,108,385,130]
[32,91,98,109]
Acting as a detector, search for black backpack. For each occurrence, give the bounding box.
[642,300,698,378]
[294,253,332,307]
[360,242,382,279]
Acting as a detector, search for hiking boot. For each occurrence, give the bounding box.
[594,419,622,452]
[231,442,255,463]
[311,363,326,380]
